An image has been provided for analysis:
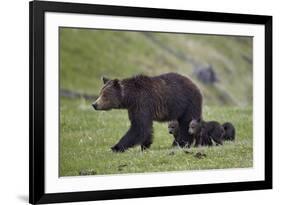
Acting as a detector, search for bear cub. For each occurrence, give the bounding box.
[168,120,236,147]
[168,120,180,146]
[168,119,224,147]
[222,122,235,141]
[188,119,224,146]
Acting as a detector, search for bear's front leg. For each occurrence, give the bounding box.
[111,144,126,152]
[111,126,137,152]
[112,116,153,152]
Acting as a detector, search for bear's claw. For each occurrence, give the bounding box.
[111,145,125,153]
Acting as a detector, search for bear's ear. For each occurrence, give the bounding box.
[102,76,110,84]
[112,79,120,87]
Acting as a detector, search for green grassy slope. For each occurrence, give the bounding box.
[60,98,252,176]
[60,28,253,106]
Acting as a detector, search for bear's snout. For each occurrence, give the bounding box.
[92,102,98,110]
[92,96,102,110]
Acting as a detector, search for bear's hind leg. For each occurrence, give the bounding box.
[177,119,191,148]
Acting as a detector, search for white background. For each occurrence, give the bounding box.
[45,12,265,193]
[0,0,279,204]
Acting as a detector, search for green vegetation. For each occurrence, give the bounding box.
[60,98,252,176]
[60,28,252,106]
[59,28,253,176]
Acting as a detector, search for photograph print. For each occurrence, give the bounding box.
[30,1,272,204]
[59,28,253,176]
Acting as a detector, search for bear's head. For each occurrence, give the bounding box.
[188,118,202,135]
[92,76,123,110]
[168,121,179,135]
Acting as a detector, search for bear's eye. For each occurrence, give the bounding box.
[102,93,109,98]
[100,95,106,100]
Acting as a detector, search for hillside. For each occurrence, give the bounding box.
[59,28,253,106]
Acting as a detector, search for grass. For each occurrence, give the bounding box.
[59,97,253,176]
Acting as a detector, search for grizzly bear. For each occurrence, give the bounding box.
[92,73,203,152]
[188,119,224,146]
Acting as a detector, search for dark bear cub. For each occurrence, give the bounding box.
[168,121,180,146]
[188,119,224,146]
[222,122,235,141]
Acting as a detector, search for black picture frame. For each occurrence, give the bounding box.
[29,0,272,204]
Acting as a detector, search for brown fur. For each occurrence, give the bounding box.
[222,122,235,141]
[93,73,203,152]
[189,119,224,146]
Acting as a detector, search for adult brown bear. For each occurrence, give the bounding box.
[92,73,202,152]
